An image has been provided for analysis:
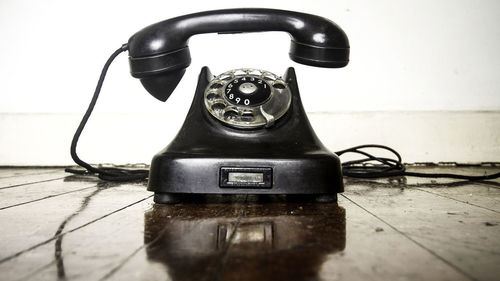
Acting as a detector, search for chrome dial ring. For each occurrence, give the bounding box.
[204,68,291,129]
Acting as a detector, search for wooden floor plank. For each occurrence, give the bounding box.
[0,168,61,179]
[0,198,154,281]
[343,182,500,281]
[0,177,98,210]
[99,246,169,281]
[345,177,500,214]
[417,184,500,213]
[0,183,150,263]
[0,170,69,190]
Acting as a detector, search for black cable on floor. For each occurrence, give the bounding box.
[65,44,148,182]
[335,144,500,180]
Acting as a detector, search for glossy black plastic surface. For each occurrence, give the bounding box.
[127,8,349,101]
[147,67,344,202]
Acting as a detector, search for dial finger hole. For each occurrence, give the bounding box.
[211,103,226,112]
[241,112,255,122]
[206,93,219,101]
[223,110,239,120]
[210,83,223,89]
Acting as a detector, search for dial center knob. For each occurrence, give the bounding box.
[239,82,257,95]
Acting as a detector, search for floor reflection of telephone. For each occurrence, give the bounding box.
[69,8,350,203]
[144,203,346,280]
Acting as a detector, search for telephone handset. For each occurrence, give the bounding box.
[127,8,349,102]
[68,8,350,203]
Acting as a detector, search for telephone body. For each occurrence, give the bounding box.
[126,9,349,203]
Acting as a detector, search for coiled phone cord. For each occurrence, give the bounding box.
[65,44,149,181]
[335,144,500,180]
[66,45,500,182]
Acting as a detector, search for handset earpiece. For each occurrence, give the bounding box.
[128,47,191,102]
[127,8,349,101]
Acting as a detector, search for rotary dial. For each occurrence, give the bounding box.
[204,69,291,129]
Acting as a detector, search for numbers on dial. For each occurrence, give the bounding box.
[224,76,271,107]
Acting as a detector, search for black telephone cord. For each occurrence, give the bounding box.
[335,144,500,180]
[66,45,500,182]
[65,44,149,181]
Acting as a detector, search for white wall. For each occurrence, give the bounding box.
[0,0,499,165]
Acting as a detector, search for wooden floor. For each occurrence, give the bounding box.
[0,167,499,281]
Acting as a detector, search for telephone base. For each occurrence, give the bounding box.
[147,152,343,202]
[147,67,343,203]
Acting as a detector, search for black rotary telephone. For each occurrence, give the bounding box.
[68,8,350,203]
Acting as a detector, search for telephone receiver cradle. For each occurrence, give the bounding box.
[127,9,349,203]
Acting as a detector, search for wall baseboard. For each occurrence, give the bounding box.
[1,111,498,166]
